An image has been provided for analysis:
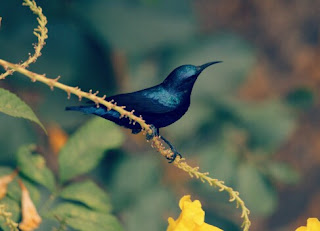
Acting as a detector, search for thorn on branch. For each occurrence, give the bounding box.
[31,75,37,82]
[66,89,71,99]
[139,115,145,123]
[54,75,61,82]
[48,76,60,90]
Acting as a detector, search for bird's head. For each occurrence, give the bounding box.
[162,61,222,92]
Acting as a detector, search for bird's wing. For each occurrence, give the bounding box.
[104,91,175,114]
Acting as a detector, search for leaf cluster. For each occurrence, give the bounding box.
[0,117,124,231]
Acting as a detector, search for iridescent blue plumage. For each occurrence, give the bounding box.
[66,61,221,160]
[66,62,221,131]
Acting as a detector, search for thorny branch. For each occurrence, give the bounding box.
[0,0,48,80]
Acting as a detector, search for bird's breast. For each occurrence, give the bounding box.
[144,89,182,108]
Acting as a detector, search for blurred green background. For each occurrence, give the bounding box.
[1,0,320,230]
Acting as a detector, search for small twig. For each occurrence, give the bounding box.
[0,59,152,135]
[0,0,48,80]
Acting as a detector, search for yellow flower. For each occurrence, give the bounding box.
[296,218,320,231]
[18,180,42,231]
[167,195,223,231]
[0,170,18,200]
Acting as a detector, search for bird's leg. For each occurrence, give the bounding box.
[145,125,181,163]
[146,124,159,140]
[159,135,182,163]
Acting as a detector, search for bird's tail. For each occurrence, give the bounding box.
[65,105,98,114]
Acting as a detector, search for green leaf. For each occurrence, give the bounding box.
[267,162,300,185]
[0,167,14,175]
[49,203,123,231]
[0,197,20,231]
[0,167,42,205]
[236,163,277,216]
[59,180,111,213]
[0,88,46,133]
[59,117,124,183]
[0,113,37,164]
[0,167,20,202]
[16,145,55,191]
[0,168,41,205]
[108,155,177,231]
[6,178,41,206]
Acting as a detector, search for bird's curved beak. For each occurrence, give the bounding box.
[197,61,222,73]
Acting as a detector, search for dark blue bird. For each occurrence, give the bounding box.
[66,61,221,161]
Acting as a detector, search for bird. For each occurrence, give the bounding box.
[66,61,221,162]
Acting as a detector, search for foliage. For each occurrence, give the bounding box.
[0,118,124,230]
[0,89,45,133]
[17,145,55,191]
[59,180,111,213]
[59,117,124,183]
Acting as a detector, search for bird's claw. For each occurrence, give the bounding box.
[146,124,159,140]
[166,150,182,163]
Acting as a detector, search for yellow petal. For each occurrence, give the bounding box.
[179,195,191,210]
[167,217,177,231]
[168,195,224,231]
[295,218,320,231]
[182,200,205,226]
[307,218,320,231]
